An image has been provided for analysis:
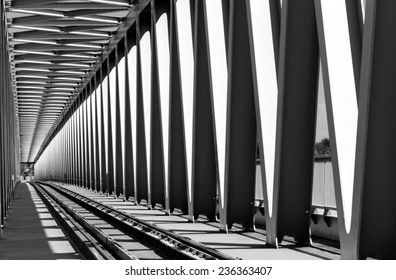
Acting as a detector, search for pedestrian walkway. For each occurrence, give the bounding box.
[0,183,82,260]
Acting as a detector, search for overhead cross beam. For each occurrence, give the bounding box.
[6,0,136,162]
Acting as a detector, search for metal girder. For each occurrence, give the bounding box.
[82,87,87,189]
[10,0,66,7]
[17,98,68,102]
[92,76,99,191]
[14,44,102,52]
[13,19,119,27]
[149,0,166,209]
[135,15,149,204]
[220,0,257,230]
[13,54,96,62]
[16,87,74,92]
[106,57,115,196]
[114,45,123,198]
[16,72,84,78]
[99,67,107,194]
[57,38,107,44]
[352,0,396,260]
[18,95,73,99]
[123,30,134,200]
[12,15,61,25]
[19,102,66,106]
[10,3,129,10]
[59,25,115,32]
[88,81,95,191]
[266,0,319,246]
[168,0,189,214]
[191,0,217,221]
[65,9,126,17]
[10,8,122,23]
[15,63,90,69]
[14,32,110,40]
[13,31,63,39]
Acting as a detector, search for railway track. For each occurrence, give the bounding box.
[31,181,233,260]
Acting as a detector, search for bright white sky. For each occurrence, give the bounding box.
[315,67,329,142]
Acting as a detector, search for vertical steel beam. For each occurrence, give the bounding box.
[80,95,85,187]
[220,0,257,230]
[59,123,65,183]
[59,123,63,182]
[4,74,8,211]
[1,18,4,224]
[106,58,115,196]
[127,30,139,202]
[89,81,96,191]
[81,89,87,188]
[124,31,135,201]
[114,45,124,198]
[77,95,82,187]
[77,96,81,185]
[73,102,78,186]
[85,87,91,190]
[5,35,10,212]
[59,124,62,182]
[94,74,101,192]
[150,0,162,208]
[68,110,74,185]
[77,96,83,187]
[66,120,68,184]
[353,0,396,260]
[169,0,189,214]
[139,8,154,207]
[99,66,108,194]
[84,90,88,187]
[71,104,76,185]
[0,2,4,225]
[67,108,71,184]
[136,14,150,204]
[64,118,67,184]
[151,0,169,209]
[85,86,90,188]
[267,0,319,246]
[0,0,2,226]
[66,114,71,184]
[85,87,90,188]
[70,111,74,185]
[191,0,217,220]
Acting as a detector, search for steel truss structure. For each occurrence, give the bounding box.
[1,0,395,259]
[1,0,21,232]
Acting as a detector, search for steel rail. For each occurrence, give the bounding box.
[32,182,115,260]
[33,182,138,260]
[37,181,234,260]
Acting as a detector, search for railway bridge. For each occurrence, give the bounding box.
[0,0,395,263]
